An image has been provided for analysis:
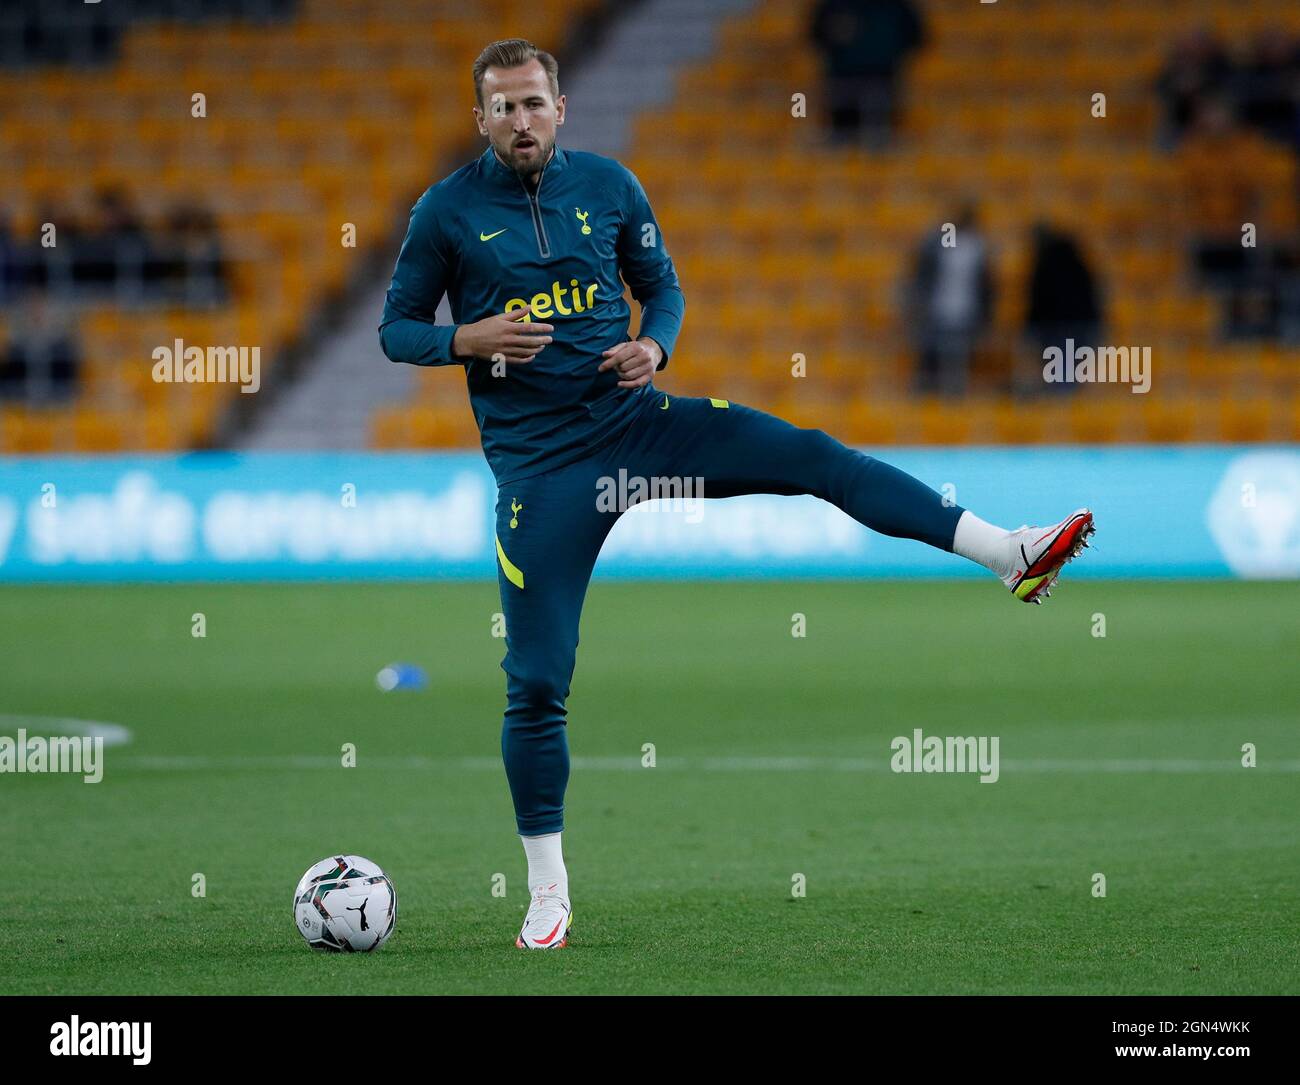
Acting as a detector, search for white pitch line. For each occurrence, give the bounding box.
[0,715,132,747]
[5,718,1293,775]
[102,754,1300,774]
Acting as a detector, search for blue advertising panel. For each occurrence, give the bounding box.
[0,446,1296,581]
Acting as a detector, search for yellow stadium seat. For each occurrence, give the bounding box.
[1288,398,1300,442]
[1,409,60,454]
[407,406,440,449]
[993,400,1045,444]
[71,409,128,452]
[1142,399,1198,443]
[1068,398,1122,443]
[846,398,901,446]
[918,398,972,445]
[142,408,180,451]
[370,407,410,450]
[1219,399,1273,442]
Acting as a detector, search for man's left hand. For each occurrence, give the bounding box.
[598,337,662,388]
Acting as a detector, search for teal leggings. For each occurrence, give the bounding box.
[493,391,965,834]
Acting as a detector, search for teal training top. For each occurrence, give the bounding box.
[379,144,685,484]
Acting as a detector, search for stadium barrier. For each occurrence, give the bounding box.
[0,447,1297,581]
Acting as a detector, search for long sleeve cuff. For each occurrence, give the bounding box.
[636,286,685,370]
[379,317,462,367]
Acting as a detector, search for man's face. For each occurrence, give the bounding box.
[475,59,565,177]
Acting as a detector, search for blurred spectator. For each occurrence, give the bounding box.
[1023,224,1102,395]
[907,203,994,396]
[0,292,81,404]
[0,191,227,306]
[1175,98,1276,288]
[1156,27,1234,145]
[1275,242,1300,344]
[1,0,295,67]
[810,0,924,147]
[29,198,69,293]
[74,184,149,294]
[1223,285,1279,341]
[1237,30,1300,149]
[159,203,229,305]
[0,209,16,304]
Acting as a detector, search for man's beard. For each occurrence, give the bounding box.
[500,134,552,177]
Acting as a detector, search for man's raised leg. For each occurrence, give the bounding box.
[621,394,1092,602]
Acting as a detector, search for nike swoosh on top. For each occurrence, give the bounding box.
[480,229,508,241]
[534,914,566,946]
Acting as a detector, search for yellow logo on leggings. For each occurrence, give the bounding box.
[496,535,524,589]
[509,498,523,529]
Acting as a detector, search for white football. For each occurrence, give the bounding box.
[293,854,397,952]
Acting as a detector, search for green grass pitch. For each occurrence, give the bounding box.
[1,579,1296,994]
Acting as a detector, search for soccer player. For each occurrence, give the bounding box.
[379,39,1094,949]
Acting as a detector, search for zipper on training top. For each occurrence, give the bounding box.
[518,158,551,259]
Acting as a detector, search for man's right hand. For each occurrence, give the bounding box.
[452,304,554,363]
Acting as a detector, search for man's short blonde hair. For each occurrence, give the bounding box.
[472,38,560,110]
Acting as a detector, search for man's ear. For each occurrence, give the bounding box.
[555,94,566,125]
[472,106,487,136]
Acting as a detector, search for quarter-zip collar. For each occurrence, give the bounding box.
[483,143,562,258]
[482,142,567,189]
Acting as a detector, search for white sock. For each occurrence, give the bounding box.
[520,832,567,898]
[952,510,1016,578]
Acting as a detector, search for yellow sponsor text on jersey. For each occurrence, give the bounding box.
[505,279,599,321]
